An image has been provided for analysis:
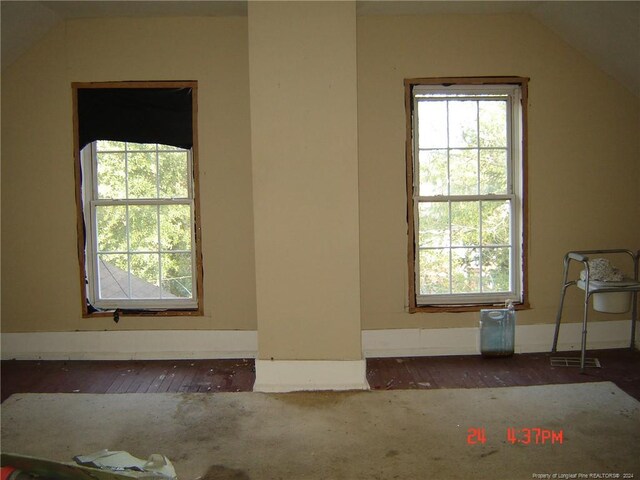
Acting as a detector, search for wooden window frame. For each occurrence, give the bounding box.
[73,81,204,318]
[405,76,529,313]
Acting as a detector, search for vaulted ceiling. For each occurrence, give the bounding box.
[2,1,639,96]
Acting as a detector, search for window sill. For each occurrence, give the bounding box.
[83,307,203,319]
[409,301,530,314]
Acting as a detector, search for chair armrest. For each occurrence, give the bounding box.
[567,252,588,263]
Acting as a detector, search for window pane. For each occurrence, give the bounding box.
[482,247,511,292]
[96,152,126,199]
[479,149,508,194]
[419,248,449,295]
[128,151,157,199]
[419,202,449,248]
[479,100,507,148]
[449,149,478,195]
[418,101,447,149]
[98,254,129,299]
[411,84,523,305]
[448,101,477,148]
[481,201,511,246]
[451,247,480,293]
[96,205,127,252]
[161,253,193,298]
[419,150,448,196]
[130,253,160,298]
[451,201,479,246]
[160,204,191,251]
[159,151,189,198]
[129,205,158,252]
[96,140,126,151]
[126,142,154,151]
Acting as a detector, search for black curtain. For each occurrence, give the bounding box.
[77,87,193,150]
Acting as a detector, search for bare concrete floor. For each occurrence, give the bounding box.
[1,382,639,480]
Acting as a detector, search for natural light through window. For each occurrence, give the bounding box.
[408,79,527,308]
[83,141,197,309]
[73,81,201,316]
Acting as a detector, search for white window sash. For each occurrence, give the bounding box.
[412,85,523,306]
[82,142,198,310]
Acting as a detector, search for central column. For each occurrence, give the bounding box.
[248,1,366,391]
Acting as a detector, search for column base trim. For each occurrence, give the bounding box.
[253,359,369,392]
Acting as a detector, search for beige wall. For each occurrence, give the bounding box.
[357,14,640,330]
[1,17,257,332]
[248,2,362,360]
[2,11,638,338]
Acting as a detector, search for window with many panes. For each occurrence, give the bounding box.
[406,77,528,310]
[73,82,202,316]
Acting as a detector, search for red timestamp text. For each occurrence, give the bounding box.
[466,427,564,445]
[507,427,563,445]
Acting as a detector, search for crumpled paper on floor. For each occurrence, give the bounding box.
[74,450,177,479]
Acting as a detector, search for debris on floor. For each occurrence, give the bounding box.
[1,451,177,480]
[75,450,177,479]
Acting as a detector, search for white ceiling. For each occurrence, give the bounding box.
[1,1,639,96]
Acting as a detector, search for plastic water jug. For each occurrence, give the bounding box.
[480,303,515,356]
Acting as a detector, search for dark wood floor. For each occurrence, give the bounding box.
[2,349,639,403]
